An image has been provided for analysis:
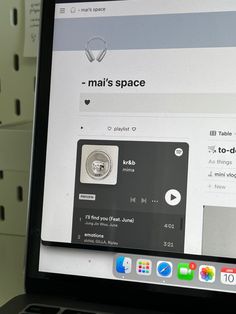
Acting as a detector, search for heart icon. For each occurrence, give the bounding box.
[132,127,137,131]
[84,99,90,105]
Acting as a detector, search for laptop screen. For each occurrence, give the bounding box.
[39,0,236,294]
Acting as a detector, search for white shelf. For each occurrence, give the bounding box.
[0,0,37,305]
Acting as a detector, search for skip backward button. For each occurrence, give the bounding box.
[165,189,181,206]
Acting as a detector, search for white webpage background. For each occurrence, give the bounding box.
[40,1,236,277]
[41,48,236,249]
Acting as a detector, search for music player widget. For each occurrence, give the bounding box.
[72,140,189,255]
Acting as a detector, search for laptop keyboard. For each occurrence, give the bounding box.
[20,304,97,314]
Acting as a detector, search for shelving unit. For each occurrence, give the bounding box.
[0,0,36,305]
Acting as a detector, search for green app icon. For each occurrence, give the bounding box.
[178,263,195,280]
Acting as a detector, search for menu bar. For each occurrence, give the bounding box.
[55,0,236,19]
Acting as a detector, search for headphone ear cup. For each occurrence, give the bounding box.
[85,49,95,62]
[96,48,107,62]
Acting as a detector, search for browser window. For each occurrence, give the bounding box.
[39,0,236,293]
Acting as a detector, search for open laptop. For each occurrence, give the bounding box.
[2,0,236,312]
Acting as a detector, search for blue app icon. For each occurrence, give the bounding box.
[157,261,173,278]
[116,256,132,274]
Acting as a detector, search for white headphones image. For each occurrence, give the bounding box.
[85,37,107,62]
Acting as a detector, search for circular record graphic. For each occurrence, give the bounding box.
[86,151,112,180]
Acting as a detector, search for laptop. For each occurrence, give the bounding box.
[2,0,236,312]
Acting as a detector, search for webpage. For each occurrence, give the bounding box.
[39,0,236,293]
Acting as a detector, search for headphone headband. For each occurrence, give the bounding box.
[85,37,107,62]
[86,37,107,49]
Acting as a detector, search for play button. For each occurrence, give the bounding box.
[165,189,181,206]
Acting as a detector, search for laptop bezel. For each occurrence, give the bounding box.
[25,0,236,309]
